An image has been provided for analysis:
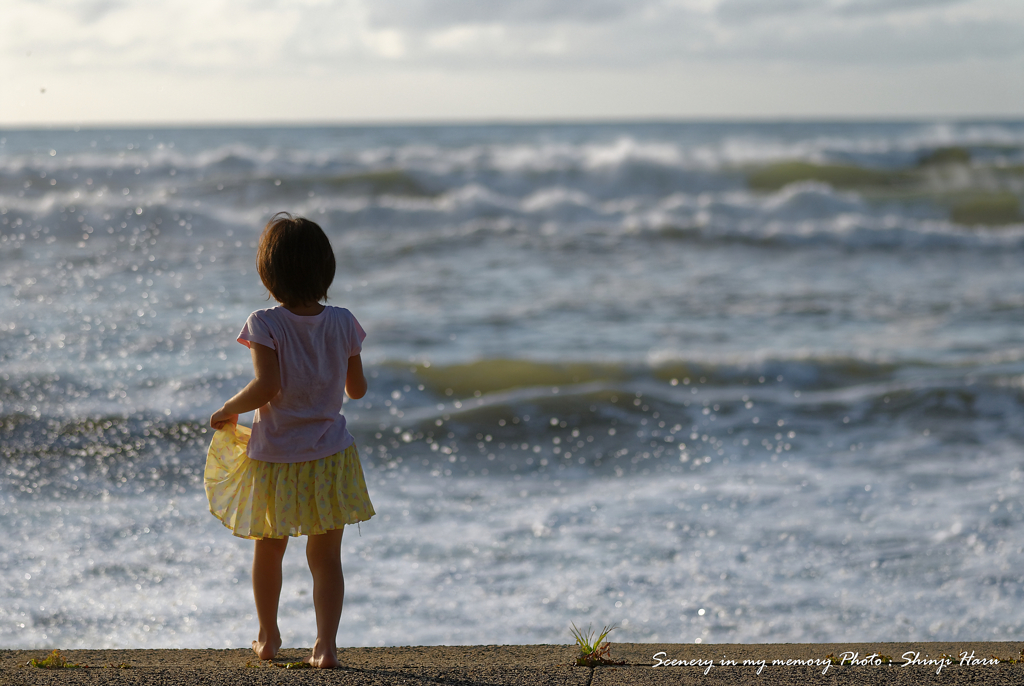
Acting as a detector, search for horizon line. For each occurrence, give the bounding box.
[3,114,1024,131]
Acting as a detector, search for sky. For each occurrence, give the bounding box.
[1,0,1022,125]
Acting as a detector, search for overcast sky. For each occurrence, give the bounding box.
[2,0,1022,125]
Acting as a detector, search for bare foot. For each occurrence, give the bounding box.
[252,632,281,661]
[304,640,340,669]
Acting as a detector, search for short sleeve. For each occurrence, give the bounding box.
[347,311,366,357]
[238,311,277,350]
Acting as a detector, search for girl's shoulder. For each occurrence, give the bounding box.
[247,305,287,319]
[323,305,359,321]
[243,306,287,329]
[324,306,366,348]
[247,306,361,333]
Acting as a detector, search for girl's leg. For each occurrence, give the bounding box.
[252,536,288,660]
[304,528,345,668]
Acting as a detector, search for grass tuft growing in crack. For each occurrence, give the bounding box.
[570,623,625,667]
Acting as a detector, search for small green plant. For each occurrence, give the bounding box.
[29,650,85,669]
[106,662,131,669]
[275,661,311,669]
[570,623,624,667]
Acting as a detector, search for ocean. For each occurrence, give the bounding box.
[2,120,1024,648]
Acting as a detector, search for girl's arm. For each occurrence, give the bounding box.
[210,342,281,429]
[346,354,367,400]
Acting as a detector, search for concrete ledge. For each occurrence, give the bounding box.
[2,642,1022,685]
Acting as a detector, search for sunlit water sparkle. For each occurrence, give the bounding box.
[2,121,1024,647]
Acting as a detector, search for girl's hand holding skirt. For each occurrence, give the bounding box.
[205,424,375,540]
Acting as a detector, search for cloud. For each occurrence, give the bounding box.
[703,0,1024,65]
[714,0,970,23]
[714,0,818,24]
[834,0,967,16]
[4,0,1022,75]
[365,0,650,29]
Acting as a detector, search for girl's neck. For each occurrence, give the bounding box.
[282,302,325,316]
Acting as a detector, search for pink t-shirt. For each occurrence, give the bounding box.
[237,305,366,463]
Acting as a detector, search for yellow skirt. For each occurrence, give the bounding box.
[205,424,375,539]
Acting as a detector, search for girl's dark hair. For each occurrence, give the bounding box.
[257,213,336,306]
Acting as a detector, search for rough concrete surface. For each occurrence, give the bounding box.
[1,642,1022,685]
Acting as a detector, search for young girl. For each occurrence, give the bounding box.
[205,212,374,669]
